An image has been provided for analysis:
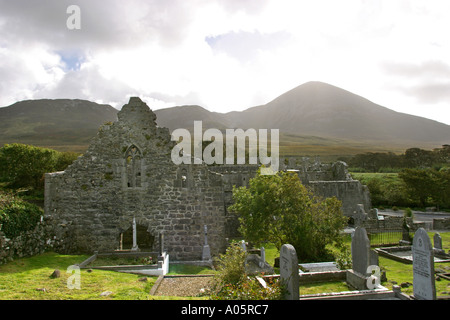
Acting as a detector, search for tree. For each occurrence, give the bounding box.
[229,169,347,262]
[0,144,79,190]
[399,168,441,207]
[403,148,436,168]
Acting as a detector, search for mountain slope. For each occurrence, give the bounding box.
[227,81,450,143]
[155,81,450,147]
[0,99,118,152]
[1,82,449,155]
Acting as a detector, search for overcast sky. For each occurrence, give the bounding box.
[1,0,449,125]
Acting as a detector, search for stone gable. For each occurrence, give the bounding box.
[45,97,227,260]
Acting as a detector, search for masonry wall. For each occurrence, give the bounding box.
[45,98,228,260]
[213,162,372,218]
[0,218,58,265]
[308,180,372,217]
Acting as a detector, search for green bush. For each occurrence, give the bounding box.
[404,207,413,218]
[334,242,352,270]
[0,143,79,190]
[209,242,283,300]
[0,192,42,238]
[352,173,414,208]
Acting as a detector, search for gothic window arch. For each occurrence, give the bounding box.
[125,145,142,188]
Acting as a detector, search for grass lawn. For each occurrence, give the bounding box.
[0,252,216,300]
[0,252,156,300]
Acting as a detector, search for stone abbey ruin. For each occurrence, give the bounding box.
[44,97,371,260]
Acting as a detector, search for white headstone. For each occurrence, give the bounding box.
[412,228,436,300]
[280,244,299,300]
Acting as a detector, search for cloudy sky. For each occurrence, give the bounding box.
[1,0,450,125]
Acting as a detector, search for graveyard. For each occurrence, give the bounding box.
[0,228,448,300]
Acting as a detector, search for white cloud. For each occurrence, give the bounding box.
[0,0,449,125]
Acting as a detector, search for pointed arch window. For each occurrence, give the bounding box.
[125,145,142,188]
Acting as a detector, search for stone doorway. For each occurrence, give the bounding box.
[119,225,154,251]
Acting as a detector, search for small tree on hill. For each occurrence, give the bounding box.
[229,169,347,262]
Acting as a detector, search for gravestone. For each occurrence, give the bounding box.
[354,204,367,226]
[280,244,299,300]
[351,227,370,276]
[433,233,442,250]
[412,228,436,300]
[347,227,372,290]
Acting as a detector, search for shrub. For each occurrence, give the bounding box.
[209,241,283,300]
[0,144,79,190]
[0,192,42,238]
[404,207,413,218]
[334,242,352,270]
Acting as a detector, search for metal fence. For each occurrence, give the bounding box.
[366,229,413,247]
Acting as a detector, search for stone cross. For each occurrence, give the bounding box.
[131,217,139,251]
[202,225,211,261]
[412,228,436,300]
[280,244,299,300]
[159,232,165,255]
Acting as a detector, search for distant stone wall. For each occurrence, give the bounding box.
[362,215,415,233]
[308,180,371,217]
[433,218,450,231]
[212,161,371,219]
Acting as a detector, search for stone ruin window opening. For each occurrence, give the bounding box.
[119,224,155,251]
[181,168,188,188]
[125,145,142,188]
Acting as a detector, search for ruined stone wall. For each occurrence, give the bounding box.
[212,160,371,218]
[209,165,259,238]
[308,181,372,217]
[433,218,450,231]
[45,98,227,260]
[0,218,58,265]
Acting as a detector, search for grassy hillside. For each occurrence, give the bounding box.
[0,99,118,153]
